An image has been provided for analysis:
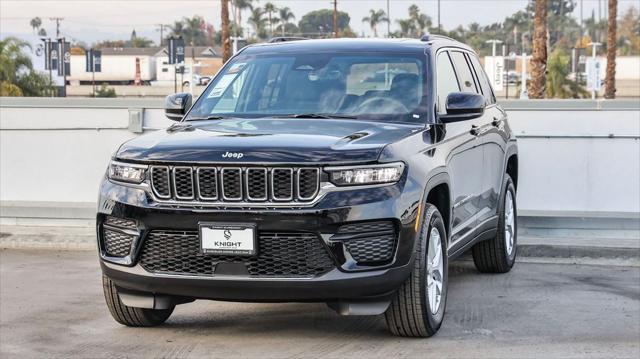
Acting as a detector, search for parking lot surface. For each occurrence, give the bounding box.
[1,249,639,358]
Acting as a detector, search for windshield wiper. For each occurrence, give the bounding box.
[186,115,231,121]
[277,113,359,120]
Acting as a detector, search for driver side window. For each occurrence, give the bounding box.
[436,51,460,114]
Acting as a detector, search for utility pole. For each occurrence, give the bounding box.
[437,0,441,34]
[386,0,390,37]
[221,0,231,63]
[156,24,169,46]
[332,0,338,38]
[49,17,64,38]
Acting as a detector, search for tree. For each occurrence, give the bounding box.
[0,37,53,97]
[29,17,42,34]
[277,7,296,36]
[617,6,640,55]
[128,29,154,47]
[38,28,47,37]
[605,0,618,98]
[248,7,267,39]
[221,0,231,63]
[264,2,277,37]
[232,0,254,36]
[395,19,415,37]
[408,4,431,36]
[528,0,548,99]
[95,83,117,98]
[299,9,351,37]
[546,48,588,98]
[362,9,388,37]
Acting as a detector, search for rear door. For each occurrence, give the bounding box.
[467,53,508,226]
[435,50,483,244]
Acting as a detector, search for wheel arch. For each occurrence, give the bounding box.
[504,144,519,190]
[422,171,452,242]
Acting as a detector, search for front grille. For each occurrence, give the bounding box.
[149,165,320,203]
[334,221,397,264]
[103,229,135,257]
[139,230,335,278]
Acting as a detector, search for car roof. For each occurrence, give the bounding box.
[241,37,476,56]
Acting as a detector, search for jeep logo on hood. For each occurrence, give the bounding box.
[222,151,244,159]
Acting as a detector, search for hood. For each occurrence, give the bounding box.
[116,118,422,164]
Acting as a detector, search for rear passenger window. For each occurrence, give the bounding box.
[468,54,496,104]
[450,51,479,93]
[436,52,460,114]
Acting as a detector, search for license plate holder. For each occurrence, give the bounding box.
[199,222,257,256]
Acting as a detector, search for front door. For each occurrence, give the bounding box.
[435,50,484,244]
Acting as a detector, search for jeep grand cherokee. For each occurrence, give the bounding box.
[98,36,518,337]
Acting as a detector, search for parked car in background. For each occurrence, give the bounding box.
[97,36,518,337]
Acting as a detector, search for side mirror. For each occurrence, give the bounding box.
[164,93,192,121]
[439,92,485,123]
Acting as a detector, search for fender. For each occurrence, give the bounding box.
[420,170,452,242]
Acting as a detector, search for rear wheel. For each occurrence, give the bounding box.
[102,275,174,327]
[472,174,517,273]
[385,204,448,337]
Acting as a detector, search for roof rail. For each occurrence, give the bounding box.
[421,33,457,42]
[268,37,309,43]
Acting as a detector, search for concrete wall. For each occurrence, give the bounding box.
[1,97,638,223]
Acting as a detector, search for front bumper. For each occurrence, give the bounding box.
[98,177,422,302]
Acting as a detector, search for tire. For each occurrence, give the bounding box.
[472,174,517,273]
[385,204,448,337]
[102,275,174,327]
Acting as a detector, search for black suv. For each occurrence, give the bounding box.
[98,36,518,337]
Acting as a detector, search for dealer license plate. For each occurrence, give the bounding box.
[199,223,257,256]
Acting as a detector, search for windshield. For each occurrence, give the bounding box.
[186,52,427,123]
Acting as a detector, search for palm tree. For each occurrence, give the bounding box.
[396,19,415,37]
[248,7,267,39]
[264,2,277,37]
[233,0,254,36]
[278,7,295,36]
[221,0,231,62]
[362,9,389,37]
[29,17,42,35]
[605,0,617,99]
[528,0,548,99]
[408,5,431,36]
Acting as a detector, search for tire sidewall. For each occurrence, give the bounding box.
[418,206,448,329]
[501,176,517,265]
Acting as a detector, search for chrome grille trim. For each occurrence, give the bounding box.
[149,165,321,205]
[150,166,171,199]
[196,167,218,201]
[172,166,195,200]
[245,168,268,201]
[297,168,320,201]
[221,167,243,201]
[271,168,294,201]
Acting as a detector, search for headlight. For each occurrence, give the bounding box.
[326,162,405,186]
[108,161,148,184]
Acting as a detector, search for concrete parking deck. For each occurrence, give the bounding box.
[1,249,638,358]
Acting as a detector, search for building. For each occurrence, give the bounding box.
[68,47,160,85]
[153,46,223,85]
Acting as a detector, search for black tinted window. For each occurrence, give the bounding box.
[450,51,479,93]
[468,54,496,104]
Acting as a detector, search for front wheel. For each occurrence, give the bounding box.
[472,174,517,273]
[385,204,448,337]
[102,275,174,327]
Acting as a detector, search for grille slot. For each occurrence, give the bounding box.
[151,166,171,198]
[149,165,320,204]
[103,229,135,257]
[246,168,267,201]
[297,168,320,200]
[272,168,293,200]
[221,168,242,200]
[173,167,194,199]
[334,221,397,264]
[197,168,218,200]
[139,231,335,277]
